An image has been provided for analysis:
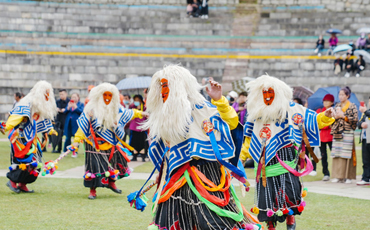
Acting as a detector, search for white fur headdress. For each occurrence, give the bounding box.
[18,80,57,120]
[246,75,293,123]
[142,64,205,144]
[84,82,120,130]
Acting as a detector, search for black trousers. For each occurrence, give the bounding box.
[319,141,332,176]
[362,140,370,182]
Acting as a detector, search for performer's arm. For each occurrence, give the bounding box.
[316,112,335,130]
[5,115,24,132]
[240,137,252,162]
[212,96,239,130]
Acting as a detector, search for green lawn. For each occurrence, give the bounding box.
[0,176,369,230]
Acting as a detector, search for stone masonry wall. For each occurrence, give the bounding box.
[259,0,370,12]
[32,0,239,5]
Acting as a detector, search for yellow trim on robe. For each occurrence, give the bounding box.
[240,137,252,161]
[240,112,335,161]
[73,128,85,144]
[317,112,335,129]
[5,115,24,132]
[211,96,239,130]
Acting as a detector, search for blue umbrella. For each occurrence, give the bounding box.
[332,44,352,54]
[116,76,152,90]
[307,86,360,118]
[326,28,342,34]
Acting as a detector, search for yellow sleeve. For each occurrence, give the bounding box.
[73,128,85,143]
[132,109,143,119]
[316,112,335,129]
[211,96,239,130]
[5,115,24,132]
[240,137,252,161]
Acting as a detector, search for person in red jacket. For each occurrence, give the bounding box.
[316,94,335,181]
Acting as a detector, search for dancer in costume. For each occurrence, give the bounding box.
[70,83,146,199]
[142,65,260,230]
[240,75,335,230]
[2,81,57,193]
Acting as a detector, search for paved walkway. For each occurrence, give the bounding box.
[1,161,369,200]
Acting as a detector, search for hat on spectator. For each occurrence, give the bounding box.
[323,94,334,103]
[228,91,238,99]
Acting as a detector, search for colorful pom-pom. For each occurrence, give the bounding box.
[31,162,38,167]
[298,206,304,212]
[282,208,289,215]
[55,165,59,170]
[124,173,129,177]
[19,163,27,171]
[91,174,96,179]
[245,224,254,230]
[302,190,307,198]
[300,201,306,207]
[288,209,294,215]
[303,187,308,192]
[252,206,259,214]
[114,170,119,174]
[96,173,101,177]
[267,209,274,217]
[42,171,46,176]
[276,210,283,216]
[105,171,110,177]
[37,163,42,169]
[87,173,92,178]
[245,186,250,192]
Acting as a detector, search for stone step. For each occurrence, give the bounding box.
[1,0,239,6]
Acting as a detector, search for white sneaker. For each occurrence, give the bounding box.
[356,180,370,186]
[308,171,317,176]
[318,53,322,57]
[344,73,350,78]
[314,48,318,54]
[331,178,339,183]
[345,179,351,184]
[204,15,208,19]
[72,152,77,158]
[356,73,360,78]
[322,175,330,181]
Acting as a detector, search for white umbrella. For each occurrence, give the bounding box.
[333,44,352,54]
[116,76,152,90]
[356,28,370,34]
[354,50,370,63]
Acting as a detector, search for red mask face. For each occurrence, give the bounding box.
[45,90,50,101]
[103,91,113,105]
[161,79,169,103]
[263,87,275,106]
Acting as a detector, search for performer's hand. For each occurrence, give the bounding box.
[360,105,367,113]
[142,111,149,118]
[361,122,368,129]
[206,80,222,101]
[324,107,335,118]
[0,128,5,135]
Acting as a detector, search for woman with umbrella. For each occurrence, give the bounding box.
[329,33,339,53]
[330,87,358,184]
